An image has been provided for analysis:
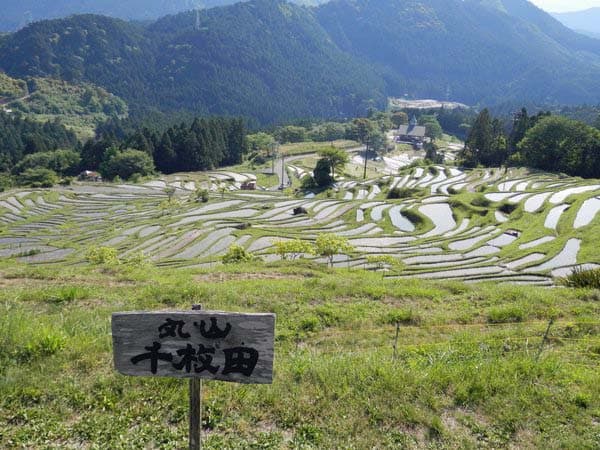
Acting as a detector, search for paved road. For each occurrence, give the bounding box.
[267,146,366,190]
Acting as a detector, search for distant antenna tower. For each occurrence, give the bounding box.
[445,85,451,101]
[189,0,203,30]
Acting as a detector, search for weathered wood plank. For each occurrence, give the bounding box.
[112,311,275,384]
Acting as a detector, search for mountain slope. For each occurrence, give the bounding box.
[1,0,600,124]
[0,1,384,123]
[0,0,332,32]
[315,0,600,104]
[552,8,600,37]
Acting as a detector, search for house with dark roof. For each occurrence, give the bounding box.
[396,116,427,146]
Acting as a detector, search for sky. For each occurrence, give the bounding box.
[529,0,600,12]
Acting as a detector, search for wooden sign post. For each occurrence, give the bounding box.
[112,308,275,449]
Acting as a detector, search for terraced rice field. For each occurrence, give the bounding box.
[1,165,599,285]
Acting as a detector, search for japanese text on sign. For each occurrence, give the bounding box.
[112,311,275,384]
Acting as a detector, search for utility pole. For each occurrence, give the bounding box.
[363,137,369,180]
[280,154,285,190]
[271,141,277,175]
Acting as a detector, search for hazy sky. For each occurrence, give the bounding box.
[529,0,600,12]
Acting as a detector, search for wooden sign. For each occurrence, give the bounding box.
[112,310,275,384]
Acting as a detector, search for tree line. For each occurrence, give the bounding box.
[461,108,600,178]
[0,112,248,189]
[84,117,248,175]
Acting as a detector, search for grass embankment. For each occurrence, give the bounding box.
[0,262,599,449]
[280,140,359,157]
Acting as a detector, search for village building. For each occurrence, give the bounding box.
[78,170,103,182]
[396,116,427,148]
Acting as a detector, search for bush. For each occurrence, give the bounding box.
[487,305,526,323]
[401,209,424,226]
[222,245,259,264]
[0,172,13,191]
[382,309,420,325]
[17,168,59,188]
[471,195,491,208]
[301,175,316,189]
[86,246,120,265]
[560,266,600,289]
[13,149,80,176]
[387,187,420,199]
[196,188,209,203]
[100,148,155,181]
[499,202,518,214]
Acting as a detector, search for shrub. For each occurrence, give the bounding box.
[382,309,420,325]
[499,202,518,214]
[274,239,314,260]
[100,148,155,181]
[301,176,316,189]
[401,209,423,226]
[222,245,258,264]
[196,188,209,203]
[560,266,600,289]
[471,195,491,208]
[487,305,526,323]
[86,246,120,265]
[17,168,58,188]
[387,187,420,199]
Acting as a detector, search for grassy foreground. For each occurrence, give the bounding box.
[0,260,599,449]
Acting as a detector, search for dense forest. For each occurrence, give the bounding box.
[0,112,78,172]
[0,110,247,189]
[85,117,248,174]
[2,0,600,124]
[461,108,600,178]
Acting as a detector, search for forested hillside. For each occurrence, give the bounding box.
[0,0,332,31]
[1,0,600,124]
[316,0,600,105]
[1,73,127,139]
[0,2,383,123]
[0,112,78,172]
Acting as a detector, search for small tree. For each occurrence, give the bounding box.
[273,239,314,260]
[313,158,333,187]
[164,186,176,203]
[314,234,354,267]
[318,147,349,180]
[196,188,209,203]
[366,255,402,277]
[391,111,409,129]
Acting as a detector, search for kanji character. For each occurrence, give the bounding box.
[158,318,190,339]
[130,342,173,374]
[222,347,259,377]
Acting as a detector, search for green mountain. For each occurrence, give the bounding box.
[0,2,384,123]
[315,0,600,105]
[0,0,331,32]
[1,0,600,124]
[552,8,600,37]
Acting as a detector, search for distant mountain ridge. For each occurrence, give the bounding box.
[0,0,330,32]
[552,8,600,38]
[1,0,599,124]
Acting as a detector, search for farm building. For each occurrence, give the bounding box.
[78,171,103,182]
[396,116,427,146]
